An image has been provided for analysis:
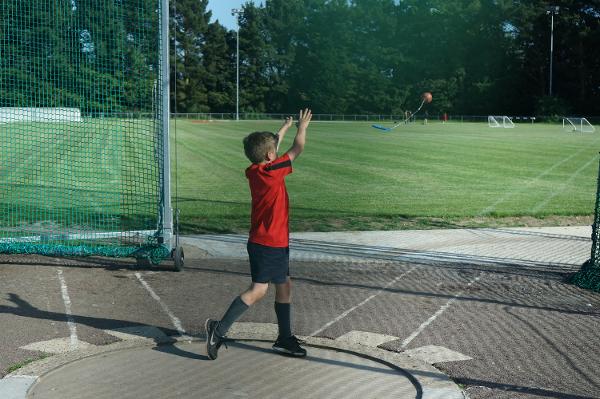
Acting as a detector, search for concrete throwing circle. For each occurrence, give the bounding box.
[28,341,419,399]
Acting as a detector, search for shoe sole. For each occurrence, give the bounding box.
[205,318,217,360]
[272,346,307,357]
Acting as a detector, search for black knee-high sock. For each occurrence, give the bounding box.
[217,296,249,336]
[274,302,291,339]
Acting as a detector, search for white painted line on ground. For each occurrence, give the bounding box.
[134,272,191,340]
[401,274,482,349]
[531,154,598,212]
[478,144,597,216]
[57,269,79,350]
[309,266,416,337]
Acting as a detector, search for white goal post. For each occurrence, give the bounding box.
[563,117,595,133]
[488,115,514,128]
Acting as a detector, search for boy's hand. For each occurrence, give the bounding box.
[282,116,293,129]
[286,108,311,161]
[297,108,312,130]
[276,116,294,151]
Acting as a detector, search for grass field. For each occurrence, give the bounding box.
[0,120,161,237]
[171,119,598,233]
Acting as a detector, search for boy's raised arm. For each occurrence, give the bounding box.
[276,116,293,152]
[286,108,312,161]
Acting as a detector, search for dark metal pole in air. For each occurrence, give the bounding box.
[547,6,559,96]
[232,8,242,121]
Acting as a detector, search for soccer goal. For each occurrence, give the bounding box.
[563,117,596,133]
[0,0,182,269]
[488,115,515,128]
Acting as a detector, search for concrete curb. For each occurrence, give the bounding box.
[3,322,466,399]
[0,376,38,399]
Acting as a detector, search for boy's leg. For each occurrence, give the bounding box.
[215,296,249,337]
[218,283,268,336]
[274,278,292,339]
[241,282,270,305]
[273,278,306,357]
[206,283,268,360]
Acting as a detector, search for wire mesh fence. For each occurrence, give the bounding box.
[0,0,170,262]
[572,156,600,291]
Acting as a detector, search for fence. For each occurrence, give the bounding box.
[171,113,600,124]
[572,156,600,292]
[173,112,412,121]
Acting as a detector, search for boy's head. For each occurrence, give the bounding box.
[243,131,278,164]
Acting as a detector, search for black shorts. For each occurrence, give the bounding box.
[247,241,289,284]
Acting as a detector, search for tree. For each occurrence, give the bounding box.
[509,1,600,115]
[7,0,599,116]
[170,0,211,113]
[202,22,235,112]
[237,3,270,113]
[262,0,306,112]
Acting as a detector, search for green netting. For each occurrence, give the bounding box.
[0,0,170,262]
[572,156,600,290]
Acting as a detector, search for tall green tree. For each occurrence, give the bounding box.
[237,3,270,113]
[170,0,211,113]
[288,0,359,113]
[4,0,600,116]
[261,0,306,112]
[122,0,161,113]
[503,1,600,115]
[202,22,235,112]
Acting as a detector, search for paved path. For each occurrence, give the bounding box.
[1,226,597,399]
[185,226,591,269]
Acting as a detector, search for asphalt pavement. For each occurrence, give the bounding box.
[1,226,599,399]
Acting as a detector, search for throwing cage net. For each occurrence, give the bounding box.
[572,156,600,291]
[0,0,173,263]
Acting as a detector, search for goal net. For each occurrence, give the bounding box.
[0,0,173,263]
[563,117,596,133]
[488,115,514,128]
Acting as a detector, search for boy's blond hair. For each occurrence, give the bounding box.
[243,131,277,164]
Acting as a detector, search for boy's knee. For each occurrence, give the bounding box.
[279,278,291,288]
[255,286,268,299]
[275,280,292,301]
[243,283,268,304]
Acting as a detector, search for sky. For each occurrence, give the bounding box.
[207,1,263,30]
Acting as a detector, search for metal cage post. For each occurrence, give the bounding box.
[160,0,173,250]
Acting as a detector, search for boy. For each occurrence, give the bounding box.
[205,108,312,360]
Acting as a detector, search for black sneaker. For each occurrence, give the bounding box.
[205,318,227,360]
[272,335,307,357]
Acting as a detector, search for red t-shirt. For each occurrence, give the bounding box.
[246,153,293,247]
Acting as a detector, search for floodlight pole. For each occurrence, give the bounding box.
[547,6,559,96]
[232,8,242,121]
